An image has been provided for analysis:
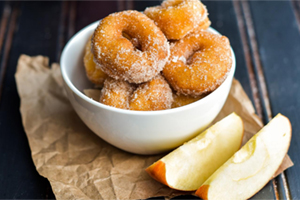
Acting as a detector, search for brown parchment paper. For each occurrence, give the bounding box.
[15,55,293,200]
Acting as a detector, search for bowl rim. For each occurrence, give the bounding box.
[60,20,236,116]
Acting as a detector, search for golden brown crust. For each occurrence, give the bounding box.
[144,0,210,40]
[197,16,211,31]
[172,93,205,108]
[92,10,169,84]
[83,37,108,85]
[99,77,134,109]
[99,75,173,111]
[130,75,173,111]
[163,30,232,96]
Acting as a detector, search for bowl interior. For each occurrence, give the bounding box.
[61,21,236,114]
[61,22,97,92]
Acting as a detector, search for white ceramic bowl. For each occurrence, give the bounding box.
[60,21,236,155]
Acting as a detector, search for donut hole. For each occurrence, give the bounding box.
[122,32,142,51]
[185,49,202,65]
[186,56,193,65]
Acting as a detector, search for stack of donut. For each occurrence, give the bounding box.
[83,0,232,111]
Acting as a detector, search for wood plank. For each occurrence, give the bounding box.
[9,2,62,62]
[233,1,263,120]
[0,1,62,198]
[0,2,18,101]
[56,1,68,61]
[0,1,3,20]
[238,1,281,198]
[241,1,272,122]
[75,1,118,33]
[67,1,76,40]
[0,2,10,57]
[291,0,300,33]
[133,1,160,11]
[248,1,300,199]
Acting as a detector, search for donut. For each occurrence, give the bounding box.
[197,16,211,31]
[100,75,173,111]
[130,75,173,111]
[92,10,170,84]
[99,77,134,109]
[172,93,205,108]
[163,30,232,96]
[84,37,108,85]
[144,0,210,40]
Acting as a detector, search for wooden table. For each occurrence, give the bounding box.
[0,1,299,199]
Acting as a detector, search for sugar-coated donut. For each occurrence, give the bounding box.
[92,10,170,84]
[196,16,211,31]
[172,93,205,108]
[100,75,173,111]
[144,0,210,40]
[130,75,173,111]
[99,77,134,109]
[163,30,232,96]
[84,37,108,86]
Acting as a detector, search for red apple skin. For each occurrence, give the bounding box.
[195,185,209,199]
[146,161,168,186]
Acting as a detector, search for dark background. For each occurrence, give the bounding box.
[0,0,300,199]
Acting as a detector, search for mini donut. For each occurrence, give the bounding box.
[99,77,134,109]
[99,75,173,111]
[144,0,210,40]
[172,93,205,108]
[163,30,232,96]
[92,10,170,84]
[83,37,108,86]
[197,16,211,31]
[130,75,173,111]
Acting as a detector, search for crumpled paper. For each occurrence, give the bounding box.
[15,55,293,200]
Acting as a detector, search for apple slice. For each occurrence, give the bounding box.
[146,113,244,191]
[196,113,292,200]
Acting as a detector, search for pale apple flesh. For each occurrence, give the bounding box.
[196,114,291,200]
[146,113,244,191]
